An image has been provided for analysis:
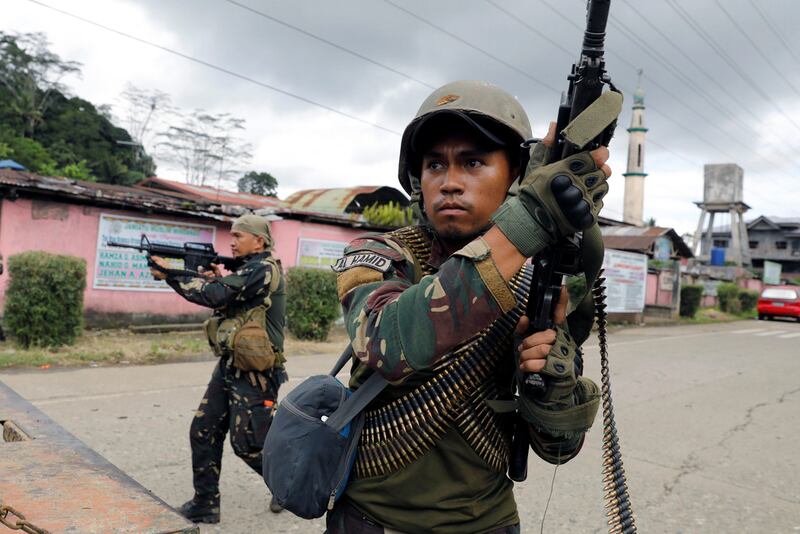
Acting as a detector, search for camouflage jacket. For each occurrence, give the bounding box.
[338,226,587,532]
[166,251,286,354]
[337,226,583,459]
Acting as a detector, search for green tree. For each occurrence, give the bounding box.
[0,32,156,184]
[238,171,278,197]
[362,202,414,228]
[61,160,95,181]
[0,130,55,172]
[0,32,81,138]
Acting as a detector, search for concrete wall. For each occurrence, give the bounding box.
[645,271,676,307]
[708,225,800,266]
[703,163,743,204]
[271,218,365,269]
[0,197,232,324]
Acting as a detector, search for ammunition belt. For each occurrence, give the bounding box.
[388,226,435,276]
[355,263,533,478]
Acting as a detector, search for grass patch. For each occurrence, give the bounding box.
[0,323,351,369]
[680,307,756,325]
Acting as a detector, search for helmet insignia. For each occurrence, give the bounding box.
[435,94,460,106]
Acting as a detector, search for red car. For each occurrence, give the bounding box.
[758,286,800,321]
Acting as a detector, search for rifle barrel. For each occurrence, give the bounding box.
[582,0,611,57]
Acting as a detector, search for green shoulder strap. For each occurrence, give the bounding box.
[567,223,604,346]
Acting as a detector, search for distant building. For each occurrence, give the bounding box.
[0,170,408,326]
[600,225,693,321]
[708,215,800,276]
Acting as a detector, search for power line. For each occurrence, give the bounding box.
[607,15,799,172]
[714,0,800,98]
[665,0,800,136]
[222,0,436,90]
[748,0,800,69]
[23,0,402,136]
[381,0,561,94]
[609,19,753,152]
[498,0,744,162]
[484,0,574,58]
[617,0,766,133]
[616,0,800,177]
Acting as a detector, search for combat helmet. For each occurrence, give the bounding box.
[398,80,532,219]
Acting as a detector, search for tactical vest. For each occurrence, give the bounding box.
[205,255,286,370]
[354,226,533,479]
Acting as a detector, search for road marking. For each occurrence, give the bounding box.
[755,330,786,336]
[778,332,800,339]
[32,384,207,405]
[582,329,734,351]
[731,328,765,334]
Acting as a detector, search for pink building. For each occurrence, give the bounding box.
[0,170,405,326]
[601,225,694,321]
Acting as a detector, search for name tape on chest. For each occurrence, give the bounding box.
[332,252,392,273]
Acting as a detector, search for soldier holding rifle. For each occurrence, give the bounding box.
[150,213,287,523]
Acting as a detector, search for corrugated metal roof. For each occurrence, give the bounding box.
[138,177,285,210]
[601,225,693,258]
[0,171,403,231]
[0,169,242,221]
[284,186,408,214]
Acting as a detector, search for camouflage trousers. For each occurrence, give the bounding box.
[189,358,287,508]
[325,499,521,534]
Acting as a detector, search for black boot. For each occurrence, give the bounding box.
[177,498,220,524]
[269,495,284,514]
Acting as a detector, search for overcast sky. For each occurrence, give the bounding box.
[5,0,800,235]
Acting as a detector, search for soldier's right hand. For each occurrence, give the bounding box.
[491,122,612,257]
[519,142,611,236]
[198,263,223,278]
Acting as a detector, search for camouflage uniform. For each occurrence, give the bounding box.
[329,227,584,534]
[165,250,287,516]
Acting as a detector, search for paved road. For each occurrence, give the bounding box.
[2,319,799,533]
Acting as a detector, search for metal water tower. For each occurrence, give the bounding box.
[691,163,751,266]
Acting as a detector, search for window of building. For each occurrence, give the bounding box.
[637,145,642,167]
[776,241,788,250]
[713,239,728,248]
[749,241,759,249]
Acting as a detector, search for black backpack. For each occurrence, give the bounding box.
[262,348,386,519]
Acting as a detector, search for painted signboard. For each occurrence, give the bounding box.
[296,238,347,270]
[763,260,782,285]
[602,249,648,313]
[94,214,216,291]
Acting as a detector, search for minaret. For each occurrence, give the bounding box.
[623,70,648,226]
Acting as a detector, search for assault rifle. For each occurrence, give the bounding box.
[510,0,619,473]
[523,0,621,389]
[107,234,241,275]
[509,3,637,532]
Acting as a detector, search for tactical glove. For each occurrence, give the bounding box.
[516,324,600,438]
[492,150,609,257]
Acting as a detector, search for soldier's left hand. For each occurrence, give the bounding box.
[149,256,169,281]
[515,286,568,373]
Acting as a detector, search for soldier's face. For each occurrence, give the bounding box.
[230,230,266,257]
[420,132,515,243]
